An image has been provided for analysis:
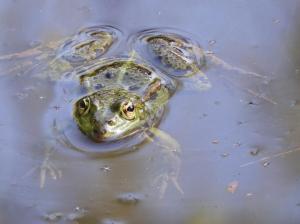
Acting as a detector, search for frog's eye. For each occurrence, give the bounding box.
[77,97,91,115]
[121,101,136,120]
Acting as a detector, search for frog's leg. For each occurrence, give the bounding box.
[204,53,277,104]
[39,145,62,188]
[182,45,277,104]
[21,143,62,189]
[205,52,267,79]
[0,45,45,77]
[178,64,212,92]
[145,127,183,198]
[0,45,44,61]
[0,40,65,78]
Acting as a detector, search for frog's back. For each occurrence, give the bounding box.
[77,58,177,97]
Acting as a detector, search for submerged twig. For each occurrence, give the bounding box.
[240,145,300,168]
[206,53,267,79]
[220,74,277,105]
[0,47,43,61]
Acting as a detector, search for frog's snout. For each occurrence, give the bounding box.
[91,126,108,142]
[91,117,117,142]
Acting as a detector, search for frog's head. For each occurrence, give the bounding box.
[73,88,148,142]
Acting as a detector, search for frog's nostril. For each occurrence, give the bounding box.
[107,119,115,126]
[93,128,106,136]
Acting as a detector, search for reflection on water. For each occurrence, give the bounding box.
[1,0,300,223]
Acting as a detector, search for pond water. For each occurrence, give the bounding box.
[1,0,300,224]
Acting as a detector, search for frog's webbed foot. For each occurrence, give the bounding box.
[22,144,62,189]
[0,40,61,77]
[180,67,212,92]
[146,127,183,198]
[153,169,184,199]
[39,146,62,188]
[205,52,267,79]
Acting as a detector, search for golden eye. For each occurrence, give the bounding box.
[121,101,136,120]
[77,97,91,115]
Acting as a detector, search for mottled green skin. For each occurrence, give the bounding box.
[1,26,118,81]
[60,27,114,64]
[73,60,175,142]
[147,35,199,72]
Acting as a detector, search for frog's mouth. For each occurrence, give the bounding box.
[89,126,109,142]
[89,119,145,143]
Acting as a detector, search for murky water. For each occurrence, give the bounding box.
[1,0,300,224]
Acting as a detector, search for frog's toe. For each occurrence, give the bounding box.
[182,71,212,92]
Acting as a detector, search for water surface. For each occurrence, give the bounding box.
[0,1,300,224]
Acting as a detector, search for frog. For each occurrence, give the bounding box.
[0,25,121,80]
[63,56,182,197]
[0,26,274,197]
[72,58,176,142]
[146,34,205,76]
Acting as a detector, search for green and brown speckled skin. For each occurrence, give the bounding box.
[73,59,176,142]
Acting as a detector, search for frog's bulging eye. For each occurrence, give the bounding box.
[121,101,136,120]
[77,97,91,115]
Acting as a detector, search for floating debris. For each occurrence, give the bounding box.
[221,153,229,158]
[227,180,239,193]
[247,100,259,105]
[262,161,270,167]
[290,100,300,108]
[208,40,216,46]
[234,142,242,147]
[100,165,112,172]
[212,139,219,144]
[246,193,253,197]
[250,147,260,156]
[15,92,29,100]
[51,105,61,111]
